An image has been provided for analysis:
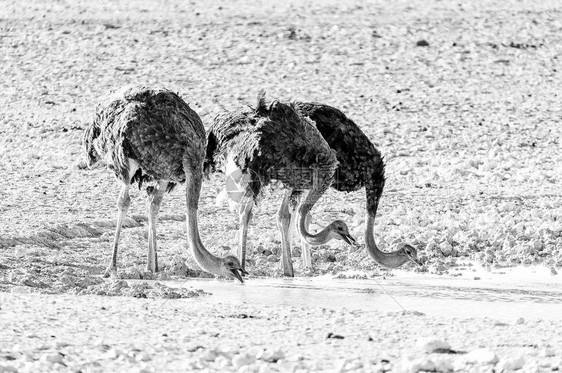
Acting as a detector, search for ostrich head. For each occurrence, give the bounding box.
[396,244,422,266]
[326,220,356,246]
[220,255,248,283]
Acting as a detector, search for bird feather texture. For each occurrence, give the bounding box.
[294,102,385,216]
[205,95,338,201]
[83,85,205,192]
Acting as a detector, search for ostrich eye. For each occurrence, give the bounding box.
[227,261,234,266]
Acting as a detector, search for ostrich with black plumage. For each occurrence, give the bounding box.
[83,85,247,282]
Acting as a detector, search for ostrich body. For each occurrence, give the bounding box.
[83,85,246,282]
[294,102,421,268]
[205,93,356,277]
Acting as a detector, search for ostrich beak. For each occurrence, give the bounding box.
[341,233,357,246]
[230,269,245,283]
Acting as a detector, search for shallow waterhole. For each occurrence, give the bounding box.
[130,265,562,320]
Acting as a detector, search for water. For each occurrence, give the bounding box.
[166,265,562,320]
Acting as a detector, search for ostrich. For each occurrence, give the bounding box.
[83,85,247,282]
[293,102,422,268]
[204,92,356,277]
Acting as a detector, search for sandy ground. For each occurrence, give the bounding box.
[1,0,562,371]
[1,289,562,373]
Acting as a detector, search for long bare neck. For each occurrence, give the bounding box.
[296,182,333,245]
[185,171,222,274]
[365,213,408,268]
[297,211,333,245]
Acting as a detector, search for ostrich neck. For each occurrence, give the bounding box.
[296,187,333,245]
[365,213,408,268]
[297,212,332,245]
[185,174,222,274]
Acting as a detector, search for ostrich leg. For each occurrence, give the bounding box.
[104,182,131,278]
[288,195,313,269]
[277,189,294,277]
[146,180,168,273]
[237,199,254,270]
[300,212,313,268]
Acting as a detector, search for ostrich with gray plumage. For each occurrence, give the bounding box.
[205,92,356,277]
[294,102,422,268]
[83,85,247,282]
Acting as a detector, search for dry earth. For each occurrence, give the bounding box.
[1,0,562,371]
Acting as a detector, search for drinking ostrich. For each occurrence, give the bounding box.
[204,93,356,277]
[294,102,422,268]
[83,85,247,282]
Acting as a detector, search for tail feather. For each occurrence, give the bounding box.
[82,122,102,168]
[203,130,219,177]
[256,89,268,116]
[366,157,386,216]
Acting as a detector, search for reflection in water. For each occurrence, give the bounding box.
[360,284,562,303]
[163,268,562,320]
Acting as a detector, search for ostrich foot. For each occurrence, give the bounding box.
[145,263,158,274]
[282,262,294,277]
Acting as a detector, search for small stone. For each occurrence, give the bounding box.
[256,348,284,363]
[10,286,33,294]
[125,267,142,279]
[416,39,430,47]
[334,358,348,373]
[291,246,301,257]
[0,364,18,373]
[105,348,124,359]
[238,366,255,373]
[540,348,555,357]
[54,341,69,349]
[433,357,454,371]
[258,362,272,373]
[327,332,345,340]
[136,352,151,362]
[215,356,230,369]
[74,160,89,170]
[232,354,254,369]
[133,368,154,373]
[41,352,64,364]
[418,338,451,353]
[100,232,112,241]
[110,280,128,291]
[397,357,435,373]
[215,346,237,359]
[497,355,525,371]
[181,359,200,369]
[514,317,525,325]
[499,202,516,212]
[464,348,498,364]
[440,241,452,256]
[200,349,217,362]
[344,359,362,370]
[334,316,345,324]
